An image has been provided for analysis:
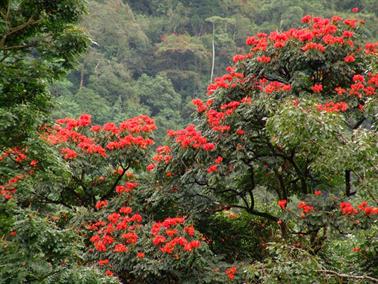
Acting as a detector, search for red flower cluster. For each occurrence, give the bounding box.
[150,217,202,254]
[95,200,108,210]
[0,174,25,200]
[311,84,323,93]
[260,80,292,94]
[88,206,143,254]
[60,148,78,159]
[302,42,326,52]
[344,55,355,63]
[340,201,378,216]
[232,53,253,63]
[257,55,271,63]
[225,266,237,280]
[202,15,377,119]
[207,68,244,96]
[298,201,314,215]
[0,148,37,200]
[47,114,156,160]
[278,199,287,209]
[167,124,215,151]
[115,182,138,194]
[317,101,348,112]
[347,73,378,98]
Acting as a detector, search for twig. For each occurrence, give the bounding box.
[317,269,378,283]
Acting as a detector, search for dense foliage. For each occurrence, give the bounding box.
[53,0,378,141]
[1,1,378,284]
[0,0,88,148]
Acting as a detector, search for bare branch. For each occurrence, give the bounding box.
[317,269,378,283]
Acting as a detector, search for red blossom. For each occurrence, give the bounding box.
[95,200,108,210]
[207,164,218,173]
[257,55,271,63]
[119,207,132,215]
[298,201,314,214]
[225,266,237,280]
[114,243,128,253]
[137,252,145,259]
[215,156,223,164]
[60,148,78,160]
[311,84,323,93]
[344,55,355,63]
[278,199,287,209]
[340,202,358,215]
[236,129,245,135]
[98,259,109,266]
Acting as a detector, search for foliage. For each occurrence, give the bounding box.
[0,0,89,148]
[1,2,378,283]
[51,0,378,142]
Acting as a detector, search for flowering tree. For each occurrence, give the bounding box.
[145,14,378,281]
[1,14,378,283]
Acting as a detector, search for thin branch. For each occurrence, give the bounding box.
[317,269,378,283]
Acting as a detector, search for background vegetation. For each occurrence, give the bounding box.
[53,0,378,140]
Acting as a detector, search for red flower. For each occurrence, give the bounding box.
[165,229,178,237]
[121,232,138,244]
[314,190,321,196]
[202,143,216,151]
[340,202,358,215]
[257,55,271,63]
[95,200,108,210]
[137,251,145,259]
[119,207,132,215]
[298,201,314,214]
[114,243,128,253]
[215,156,223,164]
[225,266,237,280]
[192,99,207,112]
[353,74,364,82]
[94,241,107,252]
[60,148,78,160]
[278,199,287,209]
[301,15,312,23]
[153,235,166,246]
[146,163,155,171]
[351,7,359,13]
[236,129,245,135]
[302,42,325,53]
[90,125,101,132]
[107,213,120,224]
[344,55,355,63]
[126,182,138,191]
[335,87,346,95]
[207,164,218,173]
[98,259,109,266]
[311,84,323,93]
[189,240,201,249]
[184,225,195,237]
[105,270,113,276]
[352,247,361,252]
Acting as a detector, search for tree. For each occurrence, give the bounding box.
[2,5,378,283]
[0,0,88,148]
[146,14,378,281]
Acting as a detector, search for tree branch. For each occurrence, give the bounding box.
[317,269,378,283]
